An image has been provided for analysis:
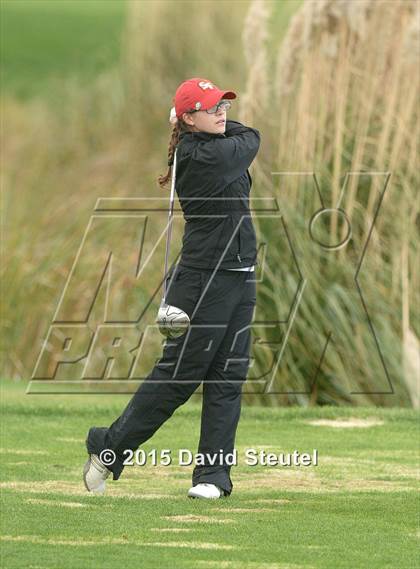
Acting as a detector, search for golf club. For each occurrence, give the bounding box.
[156,147,190,339]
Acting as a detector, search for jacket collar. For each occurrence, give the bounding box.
[178,130,226,142]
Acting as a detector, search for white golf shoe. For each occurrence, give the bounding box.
[187,483,226,499]
[83,454,112,494]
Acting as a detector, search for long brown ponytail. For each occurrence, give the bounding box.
[157,118,192,189]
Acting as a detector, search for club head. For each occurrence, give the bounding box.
[156,301,190,339]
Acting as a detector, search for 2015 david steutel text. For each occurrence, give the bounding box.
[98,448,319,467]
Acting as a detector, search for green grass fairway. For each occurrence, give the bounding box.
[1,379,418,568]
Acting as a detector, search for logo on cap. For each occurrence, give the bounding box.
[198,81,214,90]
[195,102,202,110]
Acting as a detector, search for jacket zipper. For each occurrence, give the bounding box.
[237,222,241,262]
[237,224,241,262]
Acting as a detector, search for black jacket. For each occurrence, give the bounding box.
[174,119,261,270]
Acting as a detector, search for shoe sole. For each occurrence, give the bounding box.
[82,457,92,492]
[187,490,226,499]
[83,455,110,494]
[187,495,225,499]
[188,495,220,499]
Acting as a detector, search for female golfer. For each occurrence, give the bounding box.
[83,77,260,499]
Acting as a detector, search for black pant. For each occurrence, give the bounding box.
[86,264,257,496]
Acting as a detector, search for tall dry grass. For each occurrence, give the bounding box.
[240,0,419,406]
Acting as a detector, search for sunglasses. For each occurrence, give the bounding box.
[188,99,232,115]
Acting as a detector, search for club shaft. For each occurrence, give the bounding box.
[163,148,177,300]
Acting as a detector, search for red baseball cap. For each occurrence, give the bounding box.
[173,77,237,119]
